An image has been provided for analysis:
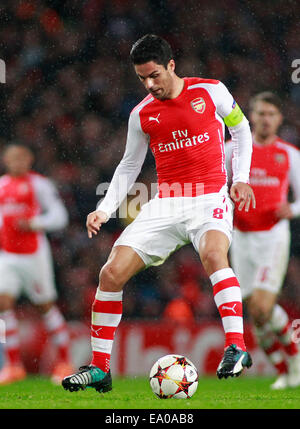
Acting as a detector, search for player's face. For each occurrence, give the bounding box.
[3,147,33,176]
[134,60,175,100]
[250,101,283,138]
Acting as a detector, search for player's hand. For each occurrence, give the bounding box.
[275,202,293,220]
[16,218,33,231]
[86,210,108,238]
[230,182,256,212]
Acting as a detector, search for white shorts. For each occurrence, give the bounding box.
[114,188,234,267]
[230,220,291,299]
[0,236,57,305]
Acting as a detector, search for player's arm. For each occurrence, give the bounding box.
[215,81,256,212]
[276,146,300,220]
[224,140,233,183]
[87,109,148,238]
[25,176,69,232]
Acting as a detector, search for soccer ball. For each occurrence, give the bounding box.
[149,354,198,399]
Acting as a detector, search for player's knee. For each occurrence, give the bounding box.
[0,294,15,312]
[99,262,124,292]
[248,298,273,327]
[201,249,227,274]
[35,301,54,314]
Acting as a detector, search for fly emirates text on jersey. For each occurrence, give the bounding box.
[156,129,210,153]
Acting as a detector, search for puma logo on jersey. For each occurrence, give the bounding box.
[222,303,237,314]
[149,113,160,123]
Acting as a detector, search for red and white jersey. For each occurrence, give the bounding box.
[0,172,68,254]
[98,77,252,219]
[226,136,300,231]
[137,77,229,197]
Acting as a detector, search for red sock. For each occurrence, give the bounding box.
[265,339,288,374]
[210,268,246,351]
[255,325,288,375]
[277,321,298,357]
[1,310,22,365]
[43,306,70,363]
[269,304,298,357]
[90,289,123,372]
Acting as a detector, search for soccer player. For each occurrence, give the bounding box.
[62,34,255,393]
[0,144,72,384]
[226,92,300,389]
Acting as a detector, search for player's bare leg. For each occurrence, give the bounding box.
[198,230,252,378]
[62,245,145,393]
[0,294,26,384]
[247,289,277,328]
[198,229,230,276]
[247,288,300,389]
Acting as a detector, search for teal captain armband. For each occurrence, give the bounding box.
[223,102,244,127]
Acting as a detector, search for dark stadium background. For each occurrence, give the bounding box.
[0,0,300,373]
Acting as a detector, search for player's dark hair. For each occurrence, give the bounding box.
[130,34,173,68]
[249,91,282,112]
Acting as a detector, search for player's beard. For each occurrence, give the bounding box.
[149,75,173,100]
[150,88,164,99]
[150,86,173,100]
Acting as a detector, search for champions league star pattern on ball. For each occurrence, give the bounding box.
[149,354,198,399]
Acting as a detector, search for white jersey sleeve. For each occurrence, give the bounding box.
[30,175,69,232]
[228,116,253,183]
[287,145,300,217]
[207,81,253,183]
[96,108,149,219]
[224,140,234,183]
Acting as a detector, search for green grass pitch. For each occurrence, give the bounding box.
[1,375,300,409]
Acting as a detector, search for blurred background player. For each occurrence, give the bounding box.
[226,92,300,389]
[0,144,72,385]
